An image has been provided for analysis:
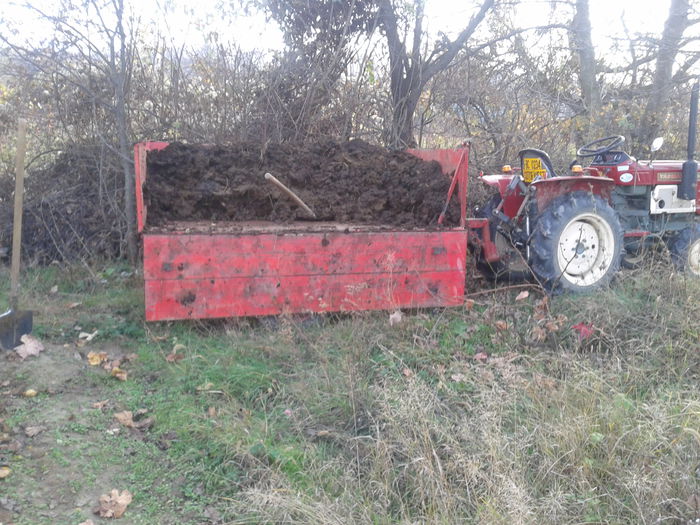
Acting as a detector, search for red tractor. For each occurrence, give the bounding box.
[473,83,700,292]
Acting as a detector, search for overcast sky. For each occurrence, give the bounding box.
[2,0,696,68]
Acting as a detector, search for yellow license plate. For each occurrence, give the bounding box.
[522,157,548,183]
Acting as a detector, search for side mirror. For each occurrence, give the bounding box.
[651,137,664,152]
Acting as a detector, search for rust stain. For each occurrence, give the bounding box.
[178,291,196,306]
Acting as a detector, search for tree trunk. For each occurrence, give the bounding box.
[113,0,137,264]
[636,0,690,149]
[570,0,600,119]
[388,70,421,148]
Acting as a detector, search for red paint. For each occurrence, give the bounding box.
[143,231,466,321]
[407,148,469,227]
[624,231,651,238]
[531,176,614,211]
[136,142,471,320]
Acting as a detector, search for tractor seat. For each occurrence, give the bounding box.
[518,148,557,183]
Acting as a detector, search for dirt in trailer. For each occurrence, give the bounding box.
[143,140,462,228]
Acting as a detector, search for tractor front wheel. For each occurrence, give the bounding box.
[529,192,623,292]
[668,224,700,277]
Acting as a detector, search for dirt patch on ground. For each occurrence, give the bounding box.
[144,140,461,227]
[0,344,181,525]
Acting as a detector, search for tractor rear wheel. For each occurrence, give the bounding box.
[668,224,700,277]
[475,196,530,283]
[529,192,623,292]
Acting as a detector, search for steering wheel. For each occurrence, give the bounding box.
[577,135,625,157]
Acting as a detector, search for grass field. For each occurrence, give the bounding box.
[1,262,699,524]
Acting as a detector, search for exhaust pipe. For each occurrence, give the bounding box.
[679,82,699,200]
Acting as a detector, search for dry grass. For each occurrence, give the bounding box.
[223,265,700,524]
[4,262,697,524]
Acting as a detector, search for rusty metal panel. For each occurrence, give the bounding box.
[143,232,465,280]
[134,141,168,233]
[143,230,467,320]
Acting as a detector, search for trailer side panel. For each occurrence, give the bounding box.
[143,230,467,320]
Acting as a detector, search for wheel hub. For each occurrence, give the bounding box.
[556,214,615,285]
[689,239,700,276]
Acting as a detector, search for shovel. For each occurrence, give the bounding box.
[0,120,33,350]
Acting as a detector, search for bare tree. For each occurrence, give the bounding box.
[636,0,695,148]
[569,0,600,118]
[1,0,139,262]
[378,0,494,148]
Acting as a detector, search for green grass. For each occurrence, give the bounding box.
[2,264,700,523]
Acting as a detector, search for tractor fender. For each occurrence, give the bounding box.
[531,176,615,213]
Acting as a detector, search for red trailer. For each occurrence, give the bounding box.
[134,142,492,322]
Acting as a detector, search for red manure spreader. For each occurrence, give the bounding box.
[136,86,699,321]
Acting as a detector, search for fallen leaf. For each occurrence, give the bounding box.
[23,389,38,398]
[94,489,132,518]
[572,322,595,341]
[87,351,108,366]
[0,466,11,479]
[15,335,45,360]
[531,325,547,342]
[134,417,154,430]
[207,406,217,418]
[494,320,508,331]
[515,290,529,301]
[77,330,99,346]
[24,425,47,437]
[402,367,413,377]
[92,400,109,410]
[474,352,489,363]
[110,367,127,381]
[165,351,185,363]
[545,320,560,332]
[114,411,135,428]
[450,373,467,382]
[105,359,121,370]
[464,298,475,311]
[50,285,58,294]
[196,382,214,392]
[67,301,82,309]
[79,330,99,342]
[388,310,403,326]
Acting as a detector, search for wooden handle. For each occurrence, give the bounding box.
[10,120,27,310]
[264,172,316,219]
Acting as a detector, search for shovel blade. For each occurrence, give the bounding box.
[0,310,33,350]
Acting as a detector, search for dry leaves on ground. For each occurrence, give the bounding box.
[87,351,108,366]
[94,489,133,518]
[77,330,99,347]
[515,290,529,301]
[24,425,46,437]
[110,367,128,381]
[15,335,45,360]
[388,310,403,326]
[114,410,154,430]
